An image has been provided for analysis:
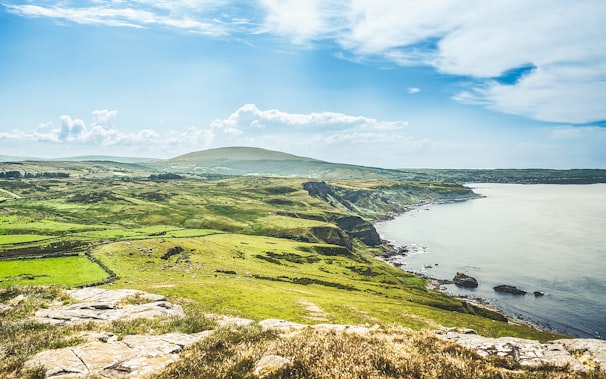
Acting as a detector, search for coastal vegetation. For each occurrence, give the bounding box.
[1,148,604,377]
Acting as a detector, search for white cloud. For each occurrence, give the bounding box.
[0,105,422,165]
[0,110,157,147]
[92,109,118,127]
[256,0,347,44]
[4,2,230,35]
[257,0,606,124]
[201,104,458,166]
[209,104,408,135]
[408,87,421,94]
[5,1,606,124]
[3,105,602,167]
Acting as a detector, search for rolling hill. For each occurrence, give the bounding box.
[158,146,405,179]
[2,146,606,182]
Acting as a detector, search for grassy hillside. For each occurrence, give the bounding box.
[0,175,558,342]
[159,146,404,179]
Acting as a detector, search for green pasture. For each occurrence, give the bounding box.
[0,256,108,287]
[0,234,53,245]
[92,234,559,341]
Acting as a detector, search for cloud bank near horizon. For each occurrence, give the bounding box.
[5,0,606,125]
[2,105,604,168]
[0,105,450,165]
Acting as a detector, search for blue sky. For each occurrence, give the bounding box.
[1,1,605,168]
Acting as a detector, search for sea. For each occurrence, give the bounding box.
[374,183,606,339]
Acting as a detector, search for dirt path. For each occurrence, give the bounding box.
[299,300,329,322]
[0,187,22,199]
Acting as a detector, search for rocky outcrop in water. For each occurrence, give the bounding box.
[493,285,527,295]
[453,272,479,288]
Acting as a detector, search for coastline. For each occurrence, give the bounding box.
[373,185,606,340]
[372,189,589,339]
[375,245,560,336]
[374,191,485,224]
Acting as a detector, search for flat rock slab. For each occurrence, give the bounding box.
[34,288,184,326]
[258,318,377,335]
[67,288,167,305]
[435,328,605,372]
[24,331,212,378]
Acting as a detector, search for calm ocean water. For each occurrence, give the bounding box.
[375,183,606,339]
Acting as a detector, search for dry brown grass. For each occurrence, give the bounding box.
[153,325,606,379]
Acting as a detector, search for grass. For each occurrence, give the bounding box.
[0,176,565,342]
[0,285,215,376]
[0,256,108,287]
[153,324,606,379]
[92,234,560,341]
[0,234,53,245]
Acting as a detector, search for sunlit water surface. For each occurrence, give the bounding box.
[375,183,606,339]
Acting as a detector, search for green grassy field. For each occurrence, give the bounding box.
[0,255,108,287]
[0,176,560,341]
[0,234,53,244]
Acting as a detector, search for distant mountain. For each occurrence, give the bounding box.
[158,146,404,179]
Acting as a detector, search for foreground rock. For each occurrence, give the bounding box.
[453,272,479,288]
[34,288,185,325]
[24,331,212,378]
[493,284,527,295]
[436,328,606,372]
[253,355,291,378]
[24,289,378,378]
[18,288,606,377]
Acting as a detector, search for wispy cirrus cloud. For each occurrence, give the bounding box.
[3,1,240,35]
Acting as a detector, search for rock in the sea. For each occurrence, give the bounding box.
[493,285,527,295]
[533,291,545,297]
[453,272,479,288]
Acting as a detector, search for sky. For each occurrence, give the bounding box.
[1,1,605,169]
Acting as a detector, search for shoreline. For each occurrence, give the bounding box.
[372,193,576,338]
[374,192,485,224]
[376,241,570,338]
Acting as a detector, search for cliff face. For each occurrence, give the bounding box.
[302,180,477,247]
[303,181,477,221]
[334,216,381,246]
